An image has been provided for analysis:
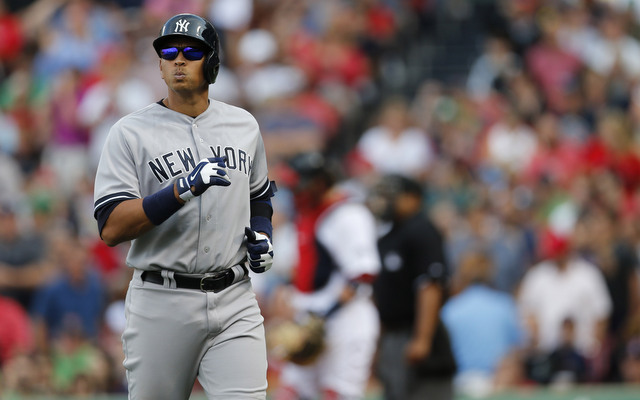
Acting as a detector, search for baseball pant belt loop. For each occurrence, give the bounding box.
[141,263,249,293]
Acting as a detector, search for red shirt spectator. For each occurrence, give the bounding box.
[0,11,24,62]
[0,296,33,365]
[525,9,583,113]
[523,113,583,188]
[581,111,640,195]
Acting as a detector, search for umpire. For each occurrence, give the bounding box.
[369,174,456,400]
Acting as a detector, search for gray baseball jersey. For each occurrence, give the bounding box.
[93,98,271,273]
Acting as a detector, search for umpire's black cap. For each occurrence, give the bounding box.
[380,174,424,199]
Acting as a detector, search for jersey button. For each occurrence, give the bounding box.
[206,215,211,221]
[204,246,210,253]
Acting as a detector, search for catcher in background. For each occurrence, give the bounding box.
[271,152,381,400]
[368,174,456,400]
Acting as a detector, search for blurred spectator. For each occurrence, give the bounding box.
[143,0,205,21]
[0,295,33,366]
[79,39,156,174]
[573,204,640,381]
[287,1,371,92]
[370,174,455,400]
[478,101,538,184]
[494,0,540,55]
[31,0,122,82]
[48,321,111,395]
[445,200,532,294]
[355,95,435,180]
[0,0,25,67]
[580,7,640,108]
[556,0,597,61]
[522,112,584,188]
[30,230,106,350]
[581,110,640,201]
[518,229,613,382]
[206,0,253,78]
[41,68,93,195]
[620,337,640,383]
[0,200,53,310]
[466,34,520,102]
[235,28,306,108]
[0,59,50,177]
[423,158,480,217]
[546,317,589,385]
[441,250,526,397]
[524,6,583,114]
[234,27,330,164]
[0,352,54,396]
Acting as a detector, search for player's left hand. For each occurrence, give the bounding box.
[244,227,273,273]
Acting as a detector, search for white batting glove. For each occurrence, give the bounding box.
[177,157,230,202]
[244,227,274,273]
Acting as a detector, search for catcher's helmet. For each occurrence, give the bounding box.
[153,13,221,84]
[284,152,339,190]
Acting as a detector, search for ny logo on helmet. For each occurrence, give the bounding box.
[174,19,190,33]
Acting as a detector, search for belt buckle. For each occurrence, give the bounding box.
[199,271,227,293]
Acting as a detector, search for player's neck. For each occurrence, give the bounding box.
[163,94,209,118]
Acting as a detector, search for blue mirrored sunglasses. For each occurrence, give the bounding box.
[160,46,205,61]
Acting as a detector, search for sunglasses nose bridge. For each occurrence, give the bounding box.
[173,50,188,62]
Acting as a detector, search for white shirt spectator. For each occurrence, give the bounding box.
[356,125,434,177]
[484,121,538,175]
[518,256,612,355]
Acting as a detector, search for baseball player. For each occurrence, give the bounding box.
[93,14,276,399]
[274,152,381,400]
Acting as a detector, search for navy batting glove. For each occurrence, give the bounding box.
[177,156,230,202]
[244,227,274,273]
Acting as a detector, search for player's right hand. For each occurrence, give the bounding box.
[177,156,230,202]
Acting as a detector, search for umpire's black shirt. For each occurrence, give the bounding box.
[373,212,449,330]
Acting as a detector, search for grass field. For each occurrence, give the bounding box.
[2,384,640,399]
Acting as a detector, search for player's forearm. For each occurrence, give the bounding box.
[101,198,157,246]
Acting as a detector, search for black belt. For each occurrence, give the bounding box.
[141,265,248,293]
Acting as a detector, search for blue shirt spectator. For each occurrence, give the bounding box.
[441,250,525,394]
[442,284,524,374]
[31,232,106,342]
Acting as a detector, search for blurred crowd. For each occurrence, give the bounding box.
[1,0,640,398]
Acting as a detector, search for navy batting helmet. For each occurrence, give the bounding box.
[153,13,221,84]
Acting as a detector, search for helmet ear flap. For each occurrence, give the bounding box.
[201,23,221,84]
[204,45,220,84]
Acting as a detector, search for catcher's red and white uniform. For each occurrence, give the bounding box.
[277,194,381,399]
